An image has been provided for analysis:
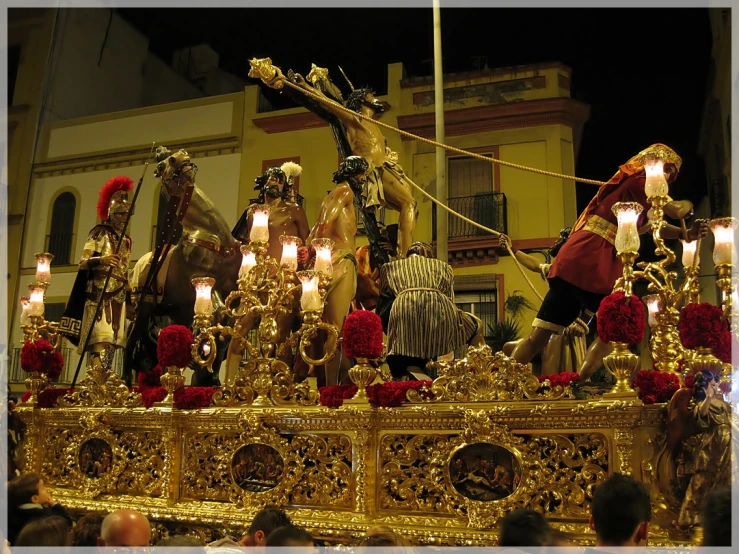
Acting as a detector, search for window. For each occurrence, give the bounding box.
[47,192,76,265]
[8,44,20,106]
[454,291,498,338]
[433,154,506,240]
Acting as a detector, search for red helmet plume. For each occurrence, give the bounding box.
[97,176,134,221]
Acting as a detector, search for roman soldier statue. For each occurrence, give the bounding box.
[60,176,134,372]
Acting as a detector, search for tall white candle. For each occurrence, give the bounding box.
[28,286,45,317]
[681,239,698,268]
[20,297,30,326]
[280,236,300,271]
[644,295,660,328]
[710,218,737,266]
[312,238,334,277]
[249,205,271,243]
[298,271,322,312]
[35,253,53,284]
[240,246,257,278]
[644,157,669,198]
[613,202,642,254]
[192,277,215,316]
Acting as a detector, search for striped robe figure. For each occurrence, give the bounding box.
[381,256,479,360]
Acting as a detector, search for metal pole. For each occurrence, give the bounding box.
[433,0,447,263]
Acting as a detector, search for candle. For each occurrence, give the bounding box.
[681,239,698,268]
[202,343,211,357]
[644,156,669,199]
[710,217,738,266]
[280,235,300,271]
[28,284,45,317]
[191,277,215,316]
[298,271,322,312]
[240,245,257,278]
[249,205,271,243]
[35,253,53,284]
[312,238,335,278]
[644,294,660,328]
[612,202,643,254]
[20,297,30,326]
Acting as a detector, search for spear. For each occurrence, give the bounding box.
[70,143,156,388]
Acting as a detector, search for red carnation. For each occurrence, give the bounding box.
[157,325,194,368]
[21,339,63,378]
[20,391,32,403]
[679,303,728,350]
[633,370,680,404]
[173,387,216,410]
[684,374,695,389]
[319,385,358,408]
[712,330,734,364]
[141,386,167,408]
[343,310,383,359]
[137,365,163,389]
[38,388,71,408]
[597,292,646,344]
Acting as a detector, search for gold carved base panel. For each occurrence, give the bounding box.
[15,400,692,546]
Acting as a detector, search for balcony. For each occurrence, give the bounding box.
[432,192,507,267]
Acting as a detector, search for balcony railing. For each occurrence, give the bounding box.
[9,346,125,385]
[45,232,74,265]
[432,192,507,240]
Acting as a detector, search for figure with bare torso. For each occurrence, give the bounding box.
[261,67,418,257]
[298,156,366,386]
[224,165,310,383]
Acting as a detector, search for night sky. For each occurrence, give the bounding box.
[120,7,713,215]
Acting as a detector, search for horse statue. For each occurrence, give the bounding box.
[125,147,241,386]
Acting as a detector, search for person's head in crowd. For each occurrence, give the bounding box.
[8,472,53,507]
[590,474,651,546]
[243,506,292,546]
[498,508,552,547]
[359,525,408,547]
[265,525,314,547]
[14,515,72,547]
[97,509,151,547]
[701,487,731,546]
[72,511,106,547]
[157,535,206,549]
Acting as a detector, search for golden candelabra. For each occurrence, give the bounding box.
[190,206,338,406]
[20,253,63,348]
[613,151,737,382]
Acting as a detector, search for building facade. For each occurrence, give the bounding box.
[8,60,588,387]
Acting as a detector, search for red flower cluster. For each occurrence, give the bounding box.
[632,370,680,404]
[597,292,646,344]
[679,303,727,350]
[140,386,167,408]
[711,330,734,364]
[157,325,195,368]
[20,339,64,379]
[343,310,384,359]
[319,381,433,408]
[137,365,163,389]
[38,388,72,408]
[173,387,216,409]
[537,372,580,388]
[20,391,32,403]
[684,373,695,389]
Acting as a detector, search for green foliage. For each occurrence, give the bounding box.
[504,290,537,319]
[485,318,522,353]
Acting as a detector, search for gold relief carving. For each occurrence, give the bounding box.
[58,367,143,409]
[289,434,353,507]
[380,434,453,513]
[116,432,165,496]
[181,432,242,502]
[614,428,635,476]
[63,411,127,498]
[409,346,575,403]
[41,428,77,486]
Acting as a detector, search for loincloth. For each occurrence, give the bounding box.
[325,249,358,296]
[363,154,412,210]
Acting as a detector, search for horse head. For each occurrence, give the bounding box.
[154,146,197,198]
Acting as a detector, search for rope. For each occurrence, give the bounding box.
[280,78,549,301]
[282,79,608,186]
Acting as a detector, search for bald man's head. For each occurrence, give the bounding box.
[97,510,151,547]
